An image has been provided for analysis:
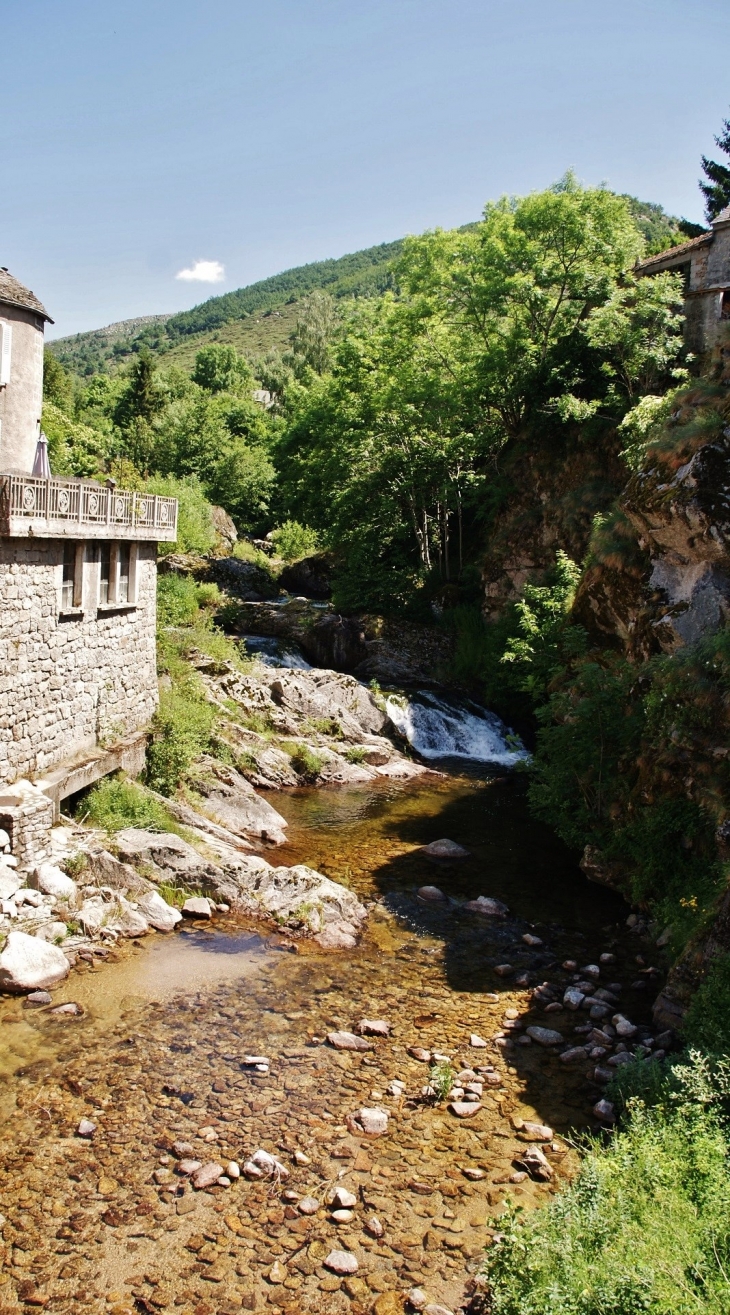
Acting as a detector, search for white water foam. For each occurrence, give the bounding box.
[385,691,527,765]
[242,636,312,670]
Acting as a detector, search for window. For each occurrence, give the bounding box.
[721,290,730,321]
[0,321,11,387]
[118,543,130,604]
[60,542,83,611]
[99,543,111,605]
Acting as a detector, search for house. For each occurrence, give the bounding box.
[636,205,730,358]
[0,270,177,865]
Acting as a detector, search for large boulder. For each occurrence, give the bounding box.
[136,889,182,932]
[187,761,288,845]
[81,849,153,897]
[278,553,333,600]
[29,864,78,903]
[0,931,69,992]
[231,861,368,949]
[114,829,225,888]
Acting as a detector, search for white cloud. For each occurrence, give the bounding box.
[175,259,225,283]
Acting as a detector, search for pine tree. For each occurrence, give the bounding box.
[700,111,730,222]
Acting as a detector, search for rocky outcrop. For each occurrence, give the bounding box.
[0,931,69,991]
[185,759,289,845]
[278,552,333,600]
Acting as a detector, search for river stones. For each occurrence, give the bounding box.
[420,839,470,861]
[526,1025,564,1046]
[136,889,182,931]
[191,1161,224,1190]
[77,1119,96,1138]
[449,1101,482,1118]
[358,1018,390,1036]
[327,1030,373,1051]
[464,896,509,916]
[324,1250,358,1275]
[417,885,448,903]
[513,1119,553,1141]
[349,1106,389,1136]
[518,1146,553,1181]
[183,896,213,918]
[331,1187,357,1209]
[29,864,77,902]
[0,931,69,992]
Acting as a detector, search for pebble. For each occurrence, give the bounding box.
[332,1208,355,1223]
[522,933,543,946]
[613,1014,638,1038]
[358,1018,390,1036]
[50,1001,83,1016]
[327,1030,373,1051]
[177,1159,202,1176]
[560,1046,589,1064]
[600,952,616,964]
[421,839,470,859]
[470,1033,488,1047]
[225,1160,240,1179]
[298,1196,320,1215]
[582,964,601,979]
[191,1162,224,1190]
[365,1216,384,1237]
[464,896,509,916]
[424,1305,455,1315]
[352,1106,388,1135]
[324,1250,359,1275]
[181,897,212,918]
[514,1120,553,1142]
[408,1290,427,1311]
[449,1101,482,1118]
[408,1046,432,1062]
[77,1119,96,1138]
[268,1260,287,1284]
[563,987,585,1010]
[462,1167,486,1180]
[519,1146,553,1181]
[562,959,578,970]
[294,1149,311,1165]
[494,963,513,977]
[24,990,52,1007]
[246,1148,289,1177]
[417,885,448,903]
[526,1026,564,1046]
[331,1186,357,1209]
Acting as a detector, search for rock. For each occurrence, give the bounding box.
[424,1306,455,1315]
[50,1001,82,1016]
[115,828,223,889]
[408,1291,428,1311]
[77,1119,96,1138]
[30,864,77,902]
[494,964,513,977]
[0,829,9,848]
[449,1101,482,1118]
[613,1014,638,1038]
[526,1026,564,1046]
[234,860,368,944]
[172,1140,195,1158]
[420,839,470,860]
[560,1046,588,1063]
[582,964,601,979]
[177,1159,202,1176]
[298,1196,320,1215]
[522,933,543,946]
[464,896,509,916]
[331,1187,357,1209]
[332,1208,355,1223]
[324,1250,358,1275]
[176,1194,197,1215]
[210,504,238,552]
[112,896,149,937]
[408,1046,432,1062]
[358,1018,390,1036]
[470,1034,488,1048]
[514,1120,553,1142]
[81,850,153,896]
[365,1216,384,1237]
[247,1149,289,1178]
[182,897,213,919]
[34,921,68,943]
[0,931,69,992]
[519,1146,553,1181]
[351,1106,388,1136]
[0,870,22,900]
[191,1162,224,1190]
[278,553,333,600]
[24,990,52,1007]
[563,987,585,1010]
[417,885,448,903]
[600,952,616,964]
[268,1260,288,1285]
[327,1031,373,1051]
[187,760,289,845]
[136,890,182,931]
[593,1099,616,1122]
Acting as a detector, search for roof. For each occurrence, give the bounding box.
[713,204,730,227]
[636,230,713,275]
[0,269,53,323]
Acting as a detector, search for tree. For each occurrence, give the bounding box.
[113,352,166,432]
[192,343,251,394]
[43,349,73,410]
[700,111,730,222]
[285,292,341,378]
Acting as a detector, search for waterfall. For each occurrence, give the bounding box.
[385,690,527,765]
[242,635,312,670]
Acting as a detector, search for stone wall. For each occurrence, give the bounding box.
[0,303,45,474]
[0,537,158,786]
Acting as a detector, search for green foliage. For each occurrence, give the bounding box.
[192,343,251,394]
[147,474,216,556]
[584,271,687,402]
[288,743,325,781]
[145,685,217,796]
[113,351,166,434]
[684,954,730,1054]
[284,291,341,378]
[344,746,368,764]
[428,1060,455,1100]
[77,777,175,832]
[270,520,319,562]
[700,109,730,222]
[481,1060,730,1314]
[43,349,73,409]
[157,573,201,626]
[42,401,109,478]
[502,552,585,700]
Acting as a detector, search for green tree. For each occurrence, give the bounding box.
[700,110,730,222]
[43,349,73,410]
[192,343,251,394]
[113,352,166,435]
[285,291,341,378]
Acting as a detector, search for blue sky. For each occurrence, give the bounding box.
[3,0,729,338]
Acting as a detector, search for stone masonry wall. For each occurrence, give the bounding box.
[0,537,158,786]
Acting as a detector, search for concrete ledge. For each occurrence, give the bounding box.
[35,732,148,819]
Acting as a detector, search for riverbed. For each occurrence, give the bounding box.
[0,770,658,1315]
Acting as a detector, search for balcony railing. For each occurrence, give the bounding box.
[0,474,178,541]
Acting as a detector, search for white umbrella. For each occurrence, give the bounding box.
[32,431,51,478]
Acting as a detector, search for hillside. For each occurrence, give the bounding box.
[47,195,695,379]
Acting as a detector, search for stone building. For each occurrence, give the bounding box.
[636,204,730,357]
[0,270,176,862]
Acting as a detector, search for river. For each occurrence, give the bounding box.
[0,767,657,1315]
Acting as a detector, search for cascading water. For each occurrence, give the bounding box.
[385,689,527,764]
[242,635,312,670]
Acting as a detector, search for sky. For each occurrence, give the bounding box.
[2,0,729,339]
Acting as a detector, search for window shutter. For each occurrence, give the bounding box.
[0,321,12,386]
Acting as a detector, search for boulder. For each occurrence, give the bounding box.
[82,849,153,897]
[29,864,77,902]
[278,553,333,600]
[233,861,368,944]
[464,895,509,916]
[136,889,182,932]
[115,829,224,889]
[0,871,22,900]
[188,761,288,845]
[526,1026,564,1046]
[0,931,69,992]
[420,839,470,860]
[182,897,212,919]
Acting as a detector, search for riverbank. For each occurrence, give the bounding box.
[0,772,665,1315]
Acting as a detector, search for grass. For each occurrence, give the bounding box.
[428,1060,455,1101]
[288,743,325,781]
[76,777,177,833]
[157,880,207,907]
[344,746,368,764]
[479,1053,730,1315]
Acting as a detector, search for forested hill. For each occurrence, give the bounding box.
[48,195,692,378]
[49,237,404,376]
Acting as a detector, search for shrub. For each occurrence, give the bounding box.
[77,777,174,832]
[684,953,730,1054]
[289,743,324,781]
[147,474,217,557]
[480,1066,730,1314]
[145,686,217,796]
[270,520,319,563]
[157,573,200,626]
[344,746,368,764]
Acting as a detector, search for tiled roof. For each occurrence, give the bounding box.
[713,204,730,226]
[0,269,53,322]
[636,231,713,273]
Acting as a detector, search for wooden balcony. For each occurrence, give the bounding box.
[0,473,178,541]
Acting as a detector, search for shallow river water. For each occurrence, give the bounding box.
[0,770,658,1315]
